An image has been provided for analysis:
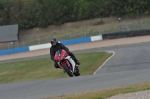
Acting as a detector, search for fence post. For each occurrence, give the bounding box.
[118,18,122,31]
[99,30,103,35]
[38,37,40,44]
[36,27,40,44]
[70,34,72,39]
[102,30,105,34]
[8,43,9,49]
[17,40,19,47]
[137,16,140,30]
[84,32,87,37]
[23,41,25,46]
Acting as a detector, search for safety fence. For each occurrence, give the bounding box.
[1,16,150,50]
[0,35,102,55]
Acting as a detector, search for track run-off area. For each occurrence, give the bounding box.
[1,36,150,99]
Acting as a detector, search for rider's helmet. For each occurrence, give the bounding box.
[50,38,58,46]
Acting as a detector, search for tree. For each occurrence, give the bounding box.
[0,0,150,29]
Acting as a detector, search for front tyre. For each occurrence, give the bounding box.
[63,63,73,77]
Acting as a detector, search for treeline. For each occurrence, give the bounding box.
[0,0,150,29]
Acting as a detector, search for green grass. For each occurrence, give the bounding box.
[43,82,150,99]
[0,52,112,84]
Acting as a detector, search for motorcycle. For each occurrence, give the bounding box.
[54,49,80,77]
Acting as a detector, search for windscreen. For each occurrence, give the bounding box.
[55,49,62,56]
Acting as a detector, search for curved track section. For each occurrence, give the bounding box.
[1,43,150,99]
[97,48,150,74]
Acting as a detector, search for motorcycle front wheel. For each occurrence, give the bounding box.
[63,63,73,77]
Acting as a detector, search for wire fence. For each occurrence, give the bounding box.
[1,16,150,50]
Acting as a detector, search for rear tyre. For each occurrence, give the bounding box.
[73,66,80,76]
[63,63,73,77]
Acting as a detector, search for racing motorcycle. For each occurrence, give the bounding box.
[54,49,80,77]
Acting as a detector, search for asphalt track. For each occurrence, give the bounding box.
[1,43,150,99]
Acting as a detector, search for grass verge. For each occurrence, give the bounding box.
[0,52,112,84]
[43,82,150,99]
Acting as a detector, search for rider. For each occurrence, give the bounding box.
[50,38,80,68]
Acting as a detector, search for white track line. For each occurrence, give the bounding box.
[93,51,115,75]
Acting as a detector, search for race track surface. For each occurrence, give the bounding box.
[1,43,150,99]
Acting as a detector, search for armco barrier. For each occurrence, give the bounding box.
[0,35,103,55]
[29,37,91,51]
[61,37,91,45]
[91,35,103,41]
[29,43,51,51]
[102,29,150,40]
[0,46,29,55]
[29,36,102,51]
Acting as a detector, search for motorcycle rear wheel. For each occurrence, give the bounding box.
[63,63,73,77]
[73,66,80,76]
